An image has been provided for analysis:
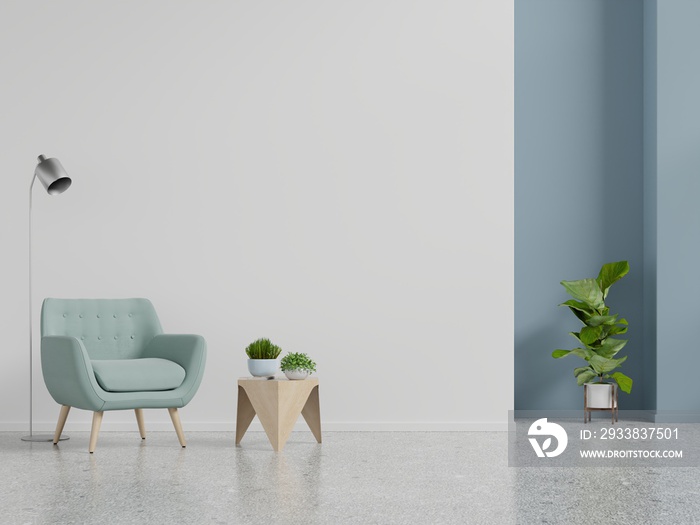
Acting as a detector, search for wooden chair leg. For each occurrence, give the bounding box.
[135,409,146,439]
[53,405,71,444]
[89,411,104,454]
[168,408,186,448]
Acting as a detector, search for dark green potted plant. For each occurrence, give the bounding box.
[246,338,282,378]
[552,261,633,408]
[280,352,317,380]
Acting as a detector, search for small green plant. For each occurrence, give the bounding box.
[552,261,633,394]
[245,338,282,359]
[280,352,317,373]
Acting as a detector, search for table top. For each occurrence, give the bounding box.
[238,376,319,384]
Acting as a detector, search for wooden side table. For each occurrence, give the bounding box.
[236,377,321,451]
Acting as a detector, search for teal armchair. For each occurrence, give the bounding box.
[41,298,206,453]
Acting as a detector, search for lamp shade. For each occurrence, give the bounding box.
[35,155,71,195]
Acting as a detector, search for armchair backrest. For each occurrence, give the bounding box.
[41,298,163,360]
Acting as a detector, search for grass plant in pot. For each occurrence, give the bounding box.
[280,352,316,380]
[246,338,282,378]
[552,261,633,409]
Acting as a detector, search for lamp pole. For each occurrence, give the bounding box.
[22,155,72,443]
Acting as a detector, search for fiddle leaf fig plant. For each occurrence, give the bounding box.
[552,261,633,394]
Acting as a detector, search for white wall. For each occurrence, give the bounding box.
[0,1,513,431]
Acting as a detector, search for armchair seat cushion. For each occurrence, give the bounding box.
[92,358,186,392]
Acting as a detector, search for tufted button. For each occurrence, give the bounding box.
[81,336,85,340]
[97,336,102,340]
[97,314,101,318]
[130,335,135,339]
[114,336,118,340]
[62,313,67,318]
[128,313,133,318]
[113,314,117,318]
[79,314,83,318]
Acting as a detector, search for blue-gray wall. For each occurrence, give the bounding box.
[515,0,645,410]
[656,0,700,412]
[642,0,657,411]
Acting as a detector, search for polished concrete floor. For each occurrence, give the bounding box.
[2,431,700,524]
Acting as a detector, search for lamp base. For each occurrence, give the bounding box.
[21,434,69,442]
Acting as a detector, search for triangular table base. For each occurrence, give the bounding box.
[236,378,321,451]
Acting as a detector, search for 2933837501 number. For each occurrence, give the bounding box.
[600,427,678,440]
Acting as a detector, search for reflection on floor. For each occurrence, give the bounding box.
[1,431,699,524]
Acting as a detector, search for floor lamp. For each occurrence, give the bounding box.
[22,155,72,442]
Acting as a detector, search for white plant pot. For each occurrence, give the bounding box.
[284,369,310,380]
[585,383,616,409]
[248,359,278,377]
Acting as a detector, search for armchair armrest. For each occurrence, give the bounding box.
[143,334,207,406]
[41,336,105,411]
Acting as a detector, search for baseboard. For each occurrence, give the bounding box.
[512,409,656,422]
[0,421,508,432]
[653,411,700,423]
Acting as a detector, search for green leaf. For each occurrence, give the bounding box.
[560,300,594,324]
[605,324,628,336]
[580,326,603,345]
[574,366,592,377]
[552,348,593,360]
[611,372,633,394]
[576,369,598,385]
[594,338,628,358]
[596,261,630,299]
[587,315,618,327]
[569,330,609,351]
[561,278,605,311]
[559,299,594,315]
[569,332,595,348]
[570,347,593,360]
[568,332,584,345]
[589,354,627,375]
[570,307,589,324]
